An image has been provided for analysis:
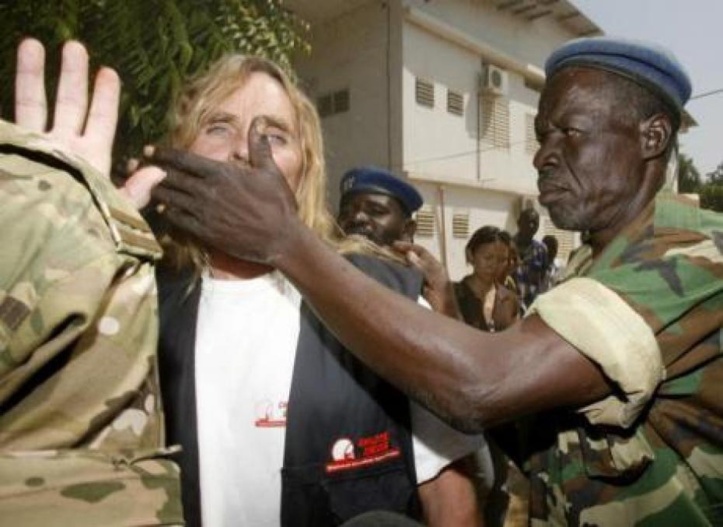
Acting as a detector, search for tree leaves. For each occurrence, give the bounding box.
[0,0,309,172]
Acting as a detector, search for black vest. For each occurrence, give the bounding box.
[157,254,423,526]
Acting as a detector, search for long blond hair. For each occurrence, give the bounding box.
[161,54,391,272]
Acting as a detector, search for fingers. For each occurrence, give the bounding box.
[406,250,423,269]
[145,145,224,179]
[13,39,121,180]
[120,165,167,210]
[15,38,48,132]
[393,240,432,260]
[410,243,432,258]
[126,158,140,174]
[391,241,417,266]
[151,181,205,237]
[248,115,274,169]
[83,66,120,151]
[392,240,413,253]
[51,41,89,135]
[151,182,207,237]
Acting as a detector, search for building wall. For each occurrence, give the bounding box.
[399,0,582,277]
[294,1,400,210]
[402,21,540,192]
[413,182,518,281]
[292,0,585,276]
[403,0,579,69]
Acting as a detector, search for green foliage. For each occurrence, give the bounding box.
[700,162,723,212]
[675,153,723,212]
[707,162,723,185]
[699,184,723,212]
[0,0,309,167]
[676,153,701,193]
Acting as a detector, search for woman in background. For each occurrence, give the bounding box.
[454,226,519,332]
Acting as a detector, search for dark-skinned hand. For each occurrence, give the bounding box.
[394,241,461,319]
[146,117,300,265]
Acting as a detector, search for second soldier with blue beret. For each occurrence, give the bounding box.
[337,166,423,246]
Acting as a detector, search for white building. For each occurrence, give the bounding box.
[286,0,602,279]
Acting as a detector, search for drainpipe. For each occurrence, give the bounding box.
[476,77,481,181]
[437,184,448,268]
[385,0,393,168]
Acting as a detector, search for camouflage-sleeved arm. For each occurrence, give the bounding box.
[0,120,183,525]
[532,195,722,428]
[0,120,164,450]
[524,196,723,526]
[528,276,663,428]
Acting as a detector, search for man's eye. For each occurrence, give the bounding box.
[367,206,388,216]
[562,127,581,138]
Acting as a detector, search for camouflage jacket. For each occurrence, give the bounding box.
[0,121,183,525]
[527,194,722,526]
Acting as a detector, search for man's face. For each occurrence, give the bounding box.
[533,67,644,234]
[517,209,540,238]
[189,72,304,193]
[338,192,414,246]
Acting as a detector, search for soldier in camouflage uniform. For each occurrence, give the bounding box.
[145,36,722,526]
[522,189,722,525]
[0,40,182,525]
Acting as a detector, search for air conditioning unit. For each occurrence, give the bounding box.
[480,64,509,96]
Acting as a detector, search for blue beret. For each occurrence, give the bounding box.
[340,166,423,215]
[545,36,692,113]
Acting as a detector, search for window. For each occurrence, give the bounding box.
[452,210,469,238]
[317,94,333,118]
[415,206,435,237]
[333,89,350,114]
[317,88,350,118]
[447,90,464,116]
[480,95,510,148]
[415,78,435,108]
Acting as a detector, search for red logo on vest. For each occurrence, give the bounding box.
[254,399,287,427]
[325,431,400,473]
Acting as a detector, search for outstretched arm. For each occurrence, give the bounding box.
[270,224,607,430]
[148,136,610,432]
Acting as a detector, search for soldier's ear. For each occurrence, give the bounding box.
[402,219,417,242]
[640,113,672,161]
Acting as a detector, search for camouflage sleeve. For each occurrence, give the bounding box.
[528,196,723,526]
[529,195,723,429]
[0,121,183,525]
[528,276,663,428]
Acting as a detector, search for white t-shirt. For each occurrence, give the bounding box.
[195,271,482,527]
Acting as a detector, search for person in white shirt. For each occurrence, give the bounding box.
[154,53,484,527]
